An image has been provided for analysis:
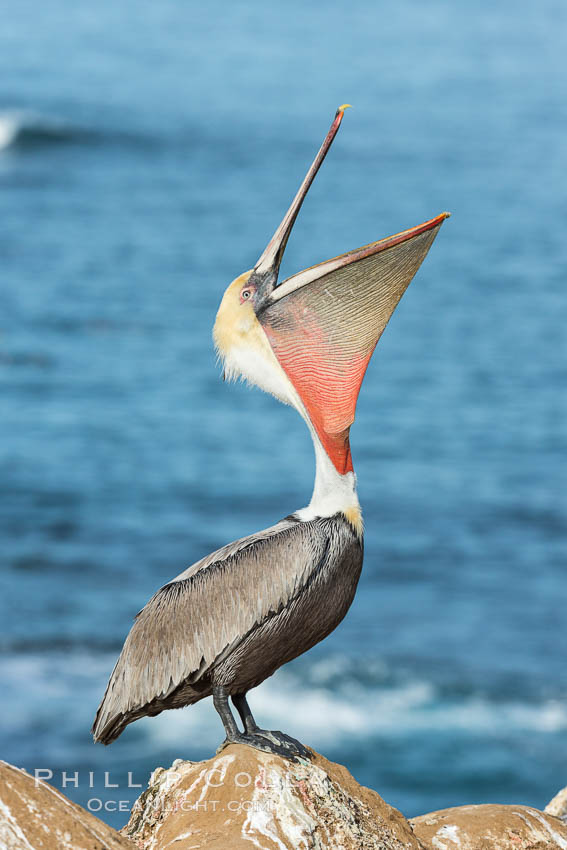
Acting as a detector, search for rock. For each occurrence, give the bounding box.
[0,759,132,850]
[546,787,567,821]
[411,803,567,849]
[121,744,423,849]
[3,750,566,850]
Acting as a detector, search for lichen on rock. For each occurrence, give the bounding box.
[411,803,567,850]
[546,786,567,823]
[121,744,422,850]
[2,751,567,850]
[0,759,132,850]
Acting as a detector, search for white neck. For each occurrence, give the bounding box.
[214,300,360,526]
[295,423,360,522]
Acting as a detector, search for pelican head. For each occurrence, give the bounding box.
[214,107,449,480]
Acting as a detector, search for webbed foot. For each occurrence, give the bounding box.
[216,731,300,761]
[253,729,311,760]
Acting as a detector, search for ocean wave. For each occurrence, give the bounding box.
[0,110,89,151]
[2,651,566,746]
[0,110,156,152]
[145,673,567,749]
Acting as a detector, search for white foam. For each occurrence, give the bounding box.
[0,109,72,150]
[139,662,567,748]
[0,112,21,150]
[3,651,566,749]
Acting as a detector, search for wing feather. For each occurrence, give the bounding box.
[92,518,327,741]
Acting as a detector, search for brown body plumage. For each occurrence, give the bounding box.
[93,514,362,744]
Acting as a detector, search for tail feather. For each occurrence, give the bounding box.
[92,711,130,746]
[92,658,204,745]
[92,669,131,744]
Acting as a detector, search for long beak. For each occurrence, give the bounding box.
[258,212,450,474]
[252,105,351,298]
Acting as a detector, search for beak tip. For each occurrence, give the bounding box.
[337,103,352,116]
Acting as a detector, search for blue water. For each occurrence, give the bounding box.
[1,0,566,831]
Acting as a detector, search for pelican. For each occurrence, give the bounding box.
[92,106,449,758]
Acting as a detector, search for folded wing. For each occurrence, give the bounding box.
[92,518,328,742]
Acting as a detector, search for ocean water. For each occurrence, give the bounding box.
[1,0,566,831]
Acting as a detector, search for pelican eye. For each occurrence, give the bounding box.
[241,288,252,300]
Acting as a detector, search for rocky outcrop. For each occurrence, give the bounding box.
[2,749,567,849]
[121,744,421,850]
[546,786,567,822]
[411,804,567,850]
[0,759,132,850]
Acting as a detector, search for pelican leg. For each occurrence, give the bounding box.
[231,692,260,734]
[232,692,311,760]
[213,686,295,759]
[213,686,241,738]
